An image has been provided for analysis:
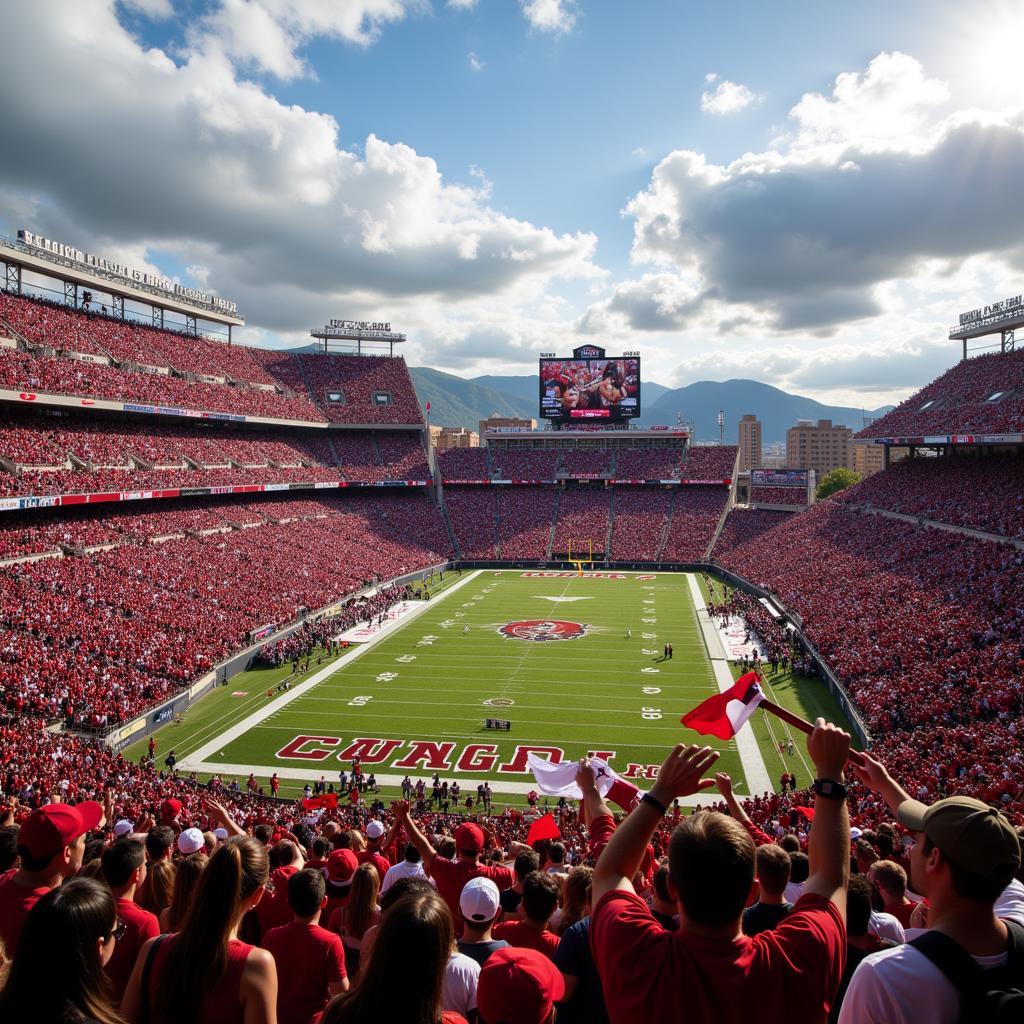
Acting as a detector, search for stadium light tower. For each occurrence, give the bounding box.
[718,409,725,444]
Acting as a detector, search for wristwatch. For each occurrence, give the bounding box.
[640,792,668,815]
[813,778,849,800]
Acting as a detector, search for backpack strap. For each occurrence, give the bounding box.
[139,933,170,1024]
[911,921,1024,1001]
[1004,920,1024,975]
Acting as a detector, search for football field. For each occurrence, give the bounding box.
[140,569,844,803]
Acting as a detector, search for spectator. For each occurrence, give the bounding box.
[264,868,349,1024]
[500,850,539,919]
[101,838,160,1006]
[552,865,591,936]
[553,870,609,1024]
[590,722,851,1023]
[649,864,678,931]
[742,845,793,936]
[145,826,176,864]
[477,946,565,1024]
[121,835,277,1024]
[839,750,1023,1023]
[0,799,103,956]
[136,859,175,920]
[868,860,918,929]
[381,843,429,894]
[829,875,897,1023]
[493,872,561,960]
[457,877,509,966]
[159,853,205,933]
[395,801,513,936]
[322,887,469,1024]
[0,876,123,1024]
[333,862,380,979]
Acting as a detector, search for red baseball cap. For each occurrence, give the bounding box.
[326,849,358,884]
[477,947,565,1024]
[455,822,484,853]
[160,798,182,822]
[18,802,103,860]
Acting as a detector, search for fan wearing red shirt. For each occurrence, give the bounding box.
[264,868,349,1024]
[101,838,160,1007]
[589,719,851,1024]
[393,802,513,936]
[355,819,397,885]
[0,799,104,957]
[493,871,560,960]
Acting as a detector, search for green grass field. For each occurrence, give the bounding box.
[128,569,854,805]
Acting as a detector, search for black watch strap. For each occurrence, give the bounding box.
[641,792,667,815]
[813,777,849,800]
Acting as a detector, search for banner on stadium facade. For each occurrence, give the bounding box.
[680,478,731,485]
[751,469,808,487]
[314,481,341,489]
[0,498,21,512]
[250,622,277,642]
[442,479,492,485]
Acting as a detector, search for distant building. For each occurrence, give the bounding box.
[737,414,762,471]
[433,426,479,450]
[479,415,536,444]
[851,443,908,478]
[786,419,852,476]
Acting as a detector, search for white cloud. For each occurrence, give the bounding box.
[631,146,648,157]
[700,76,762,115]
[520,0,577,35]
[121,0,175,17]
[191,0,421,80]
[0,1,602,347]
[447,0,478,8]
[468,51,485,72]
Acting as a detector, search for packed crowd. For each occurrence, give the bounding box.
[660,486,731,562]
[749,486,808,507]
[557,450,612,476]
[840,452,1024,538]
[0,494,449,726]
[0,713,1020,1024]
[681,445,738,481]
[0,292,425,426]
[859,347,1024,439]
[551,490,610,556]
[711,508,793,555]
[437,448,490,480]
[496,488,558,560]
[608,489,671,561]
[443,488,498,559]
[490,450,560,480]
[613,447,684,479]
[719,499,1024,818]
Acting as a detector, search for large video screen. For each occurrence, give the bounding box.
[540,357,641,421]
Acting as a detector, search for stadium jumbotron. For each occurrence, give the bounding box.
[1,6,1023,1024]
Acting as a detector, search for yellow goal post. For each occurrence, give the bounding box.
[567,539,594,576]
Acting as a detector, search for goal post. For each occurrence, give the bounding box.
[567,538,594,576]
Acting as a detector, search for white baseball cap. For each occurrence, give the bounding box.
[212,827,229,841]
[366,820,386,840]
[113,819,135,838]
[177,827,205,855]
[460,876,501,923]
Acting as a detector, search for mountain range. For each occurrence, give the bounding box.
[408,368,893,445]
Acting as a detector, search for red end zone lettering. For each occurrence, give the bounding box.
[392,740,456,771]
[588,750,616,762]
[337,738,405,764]
[622,763,660,779]
[276,735,341,760]
[499,745,566,774]
[455,744,499,772]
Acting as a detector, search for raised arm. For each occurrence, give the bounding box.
[801,719,851,915]
[593,744,719,906]
[850,750,914,814]
[576,759,612,828]
[391,800,437,868]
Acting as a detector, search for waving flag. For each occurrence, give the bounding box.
[301,793,338,811]
[526,812,561,845]
[680,671,764,740]
[527,754,640,811]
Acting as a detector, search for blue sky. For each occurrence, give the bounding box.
[2,1,1023,405]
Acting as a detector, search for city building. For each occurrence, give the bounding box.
[432,426,479,450]
[785,419,853,476]
[478,414,536,443]
[737,414,762,471]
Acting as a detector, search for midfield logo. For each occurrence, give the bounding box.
[498,620,588,642]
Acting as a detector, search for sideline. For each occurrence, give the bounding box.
[180,570,483,772]
[686,573,773,795]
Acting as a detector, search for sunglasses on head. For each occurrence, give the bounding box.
[110,919,127,942]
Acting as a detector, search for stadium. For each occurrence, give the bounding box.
[1,5,1023,1024]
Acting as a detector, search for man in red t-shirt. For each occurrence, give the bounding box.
[264,868,348,1024]
[493,871,560,960]
[394,801,513,935]
[101,838,160,1006]
[589,719,851,1024]
[0,800,104,957]
[355,819,396,884]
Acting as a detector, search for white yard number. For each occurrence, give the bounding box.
[348,695,373,706]
[642,632,657,640]
[375,672,398,682]
[641,706,663,720]
[641,667,660,674]
[642,686,661,695]
[396,655,417,663]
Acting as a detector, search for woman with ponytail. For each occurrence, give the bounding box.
[336,862,380,980]
[122,835,277,1024]
[0,876,124,1024]
[322,888,466,1024]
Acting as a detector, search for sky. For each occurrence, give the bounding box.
[2,0,1024,407]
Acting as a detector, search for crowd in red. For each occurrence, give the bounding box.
[551,490,610,555]
[660,486,731,562]
[437,447,489,480]
[840,452,1024,538]
[613,447,684,479]
[711,508,792,554]
[858,347,1024,439]
[680,445,737,480]
[608,489,670,560]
